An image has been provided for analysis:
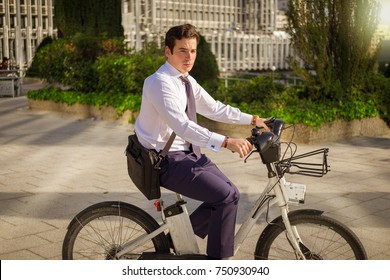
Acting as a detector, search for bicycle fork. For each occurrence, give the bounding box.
[233,175,307,259]
[274,177,307,260]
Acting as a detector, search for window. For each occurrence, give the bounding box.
[42,17,47,29]
[21,16,27,28]
[10,15,16,28]
[32,16,37,29]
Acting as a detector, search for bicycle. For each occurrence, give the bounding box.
[62,118,367,260]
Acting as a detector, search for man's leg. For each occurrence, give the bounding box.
[159,152,240,258]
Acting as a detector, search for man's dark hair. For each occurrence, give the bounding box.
[164,24,199,53]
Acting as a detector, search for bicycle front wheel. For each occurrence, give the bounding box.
[62,201,170,260]
[255,212,367,260]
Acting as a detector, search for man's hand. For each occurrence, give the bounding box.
[225,138,253,158]
[223,116,271,158]
[253,116,271,131]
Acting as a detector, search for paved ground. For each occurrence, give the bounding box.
[0,80,389,259]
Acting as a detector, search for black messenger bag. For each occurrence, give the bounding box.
[125,133,175,200]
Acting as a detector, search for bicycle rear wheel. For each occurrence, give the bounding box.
[255,212,367,260]
[62,201,170,259]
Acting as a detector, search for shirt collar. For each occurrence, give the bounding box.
[164,61,188,79]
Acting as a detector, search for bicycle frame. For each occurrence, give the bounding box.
[116,161,307,259]
[64,117,360,260]
[233,162,306,259]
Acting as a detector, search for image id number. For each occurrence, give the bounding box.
[215,266,270,276]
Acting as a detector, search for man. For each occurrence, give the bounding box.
[135,23,269,259]
[1,57,9,70]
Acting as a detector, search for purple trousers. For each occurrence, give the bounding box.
[159,151,240,258]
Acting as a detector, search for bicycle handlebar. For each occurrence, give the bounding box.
[247,117,330,175]
[247,118,284,155]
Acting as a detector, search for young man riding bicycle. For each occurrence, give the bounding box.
[134,23,269,259]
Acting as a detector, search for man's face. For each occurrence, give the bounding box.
[165,37,197,74]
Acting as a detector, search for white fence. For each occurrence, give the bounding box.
[207,32,293,73]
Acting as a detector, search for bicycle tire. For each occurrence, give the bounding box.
[254,211,367,260]
[62,201,170,260]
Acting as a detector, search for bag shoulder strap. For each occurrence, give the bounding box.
[160,132,176,157]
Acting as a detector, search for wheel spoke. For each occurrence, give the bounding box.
[255,214,366,260]
[62,204,168,260]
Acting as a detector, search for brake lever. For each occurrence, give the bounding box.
[244,149,257,163]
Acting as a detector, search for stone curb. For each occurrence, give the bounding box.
[28,99,390,144]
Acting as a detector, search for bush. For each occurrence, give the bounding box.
[360,73,390,125]
[94,55,135,95]
[29,32,221,95]
[26,36,54,77]
[93,44,165,96]
[226,75,285,104]
[125,43,166,95]
[211,74,383,128]
[29,33,125,92]
[31,38,72,84]
[27,87,141,117]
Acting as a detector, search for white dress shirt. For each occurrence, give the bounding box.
[134,61,253,153]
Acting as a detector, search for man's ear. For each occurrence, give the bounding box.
[164,46,171,58]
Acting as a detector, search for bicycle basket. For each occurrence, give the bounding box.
[278,148,330,177]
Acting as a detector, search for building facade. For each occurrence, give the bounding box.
[0,0,56,73]
[122,0,292,72]
[0,0,291,73]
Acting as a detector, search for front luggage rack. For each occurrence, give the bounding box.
[278,148,330,177]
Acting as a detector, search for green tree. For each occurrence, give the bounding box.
[55,0,123,38]
[95,42,166,95]
[32,34,124,92]
[26,36,54,77]
[191,35,220,92]
[287,0,380,100]
[32,38,72,84]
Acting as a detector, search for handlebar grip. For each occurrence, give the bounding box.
[272,119,284,139]
[248,118,284,154]
[255,131,277,152]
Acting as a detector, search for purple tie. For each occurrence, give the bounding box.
[180,76,201,157]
